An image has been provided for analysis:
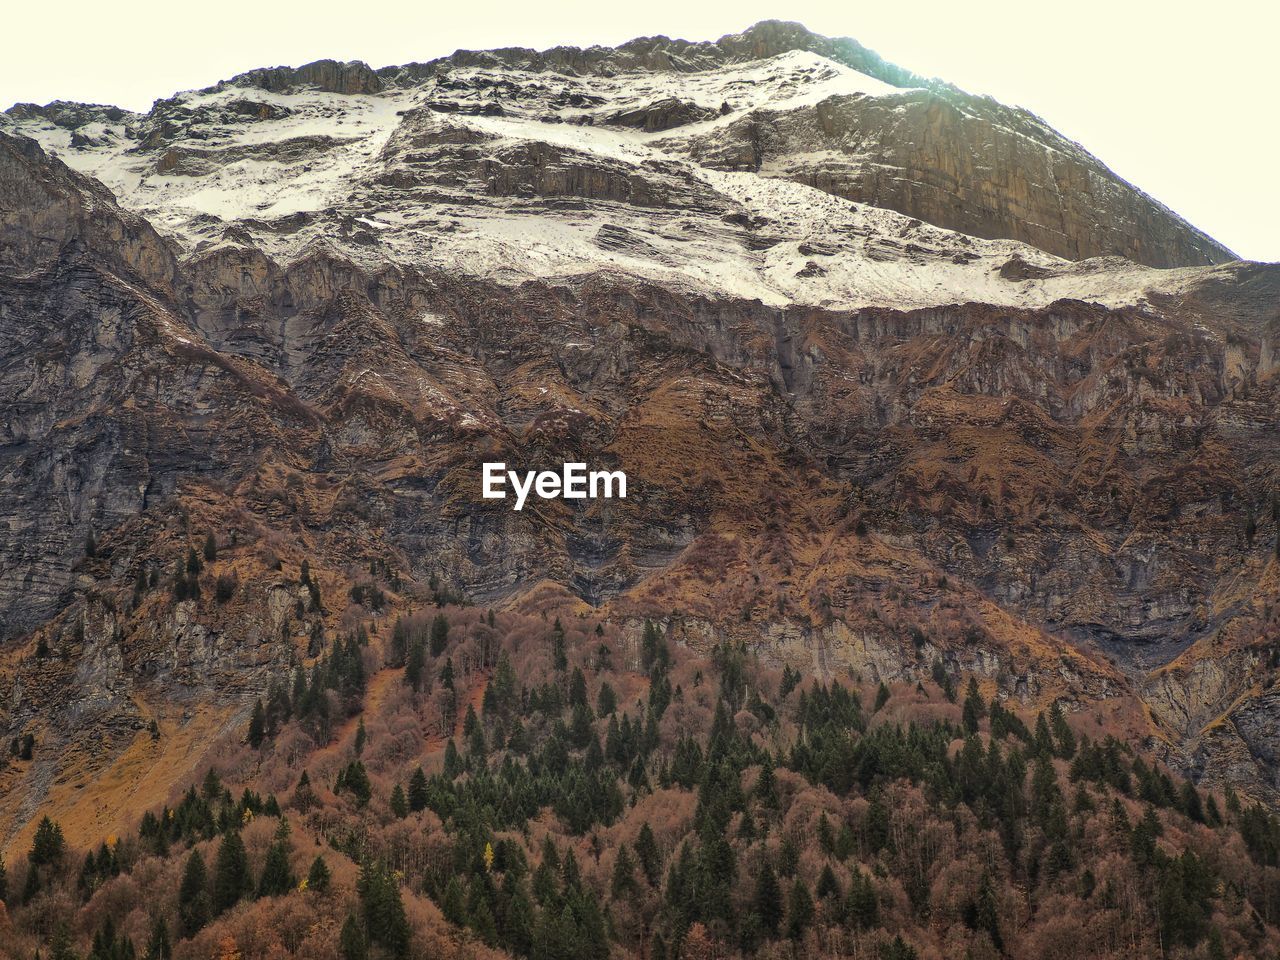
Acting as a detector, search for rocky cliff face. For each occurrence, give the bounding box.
[0,22,1276,848]
[678,87,1233,267]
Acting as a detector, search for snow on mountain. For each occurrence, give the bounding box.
[2,44,1239,313]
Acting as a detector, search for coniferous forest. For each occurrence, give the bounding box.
[2,607,1279,960]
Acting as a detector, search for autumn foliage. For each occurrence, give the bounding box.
[1,607,1277,960]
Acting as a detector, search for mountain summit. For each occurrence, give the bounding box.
[5,20,1234,284]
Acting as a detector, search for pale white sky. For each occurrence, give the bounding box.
[4,0,1276,261]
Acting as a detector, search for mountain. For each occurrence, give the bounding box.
[0,20,1278,960]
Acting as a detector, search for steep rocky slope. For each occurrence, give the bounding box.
[0,22,1276,854]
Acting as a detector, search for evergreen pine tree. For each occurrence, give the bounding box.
[212,829,252,914]
[390,783,408,819]
[610,843,637,898]
[754,861,783,936]
[470,896,499,946]
[635,822,661,886]
[248,699,265,749]
[786,877,814,940]
[340,914,368,960]
[596,681,617,717]
[408,767,428,812]
[569,702,594,749]
[30,816,65,866]
[491,651,518,717]
[1034,711,1055,756]
[177,849,210,937]
[817,813,835,855]
[754,763,781,812]
[443,740,462,779]
[357,859,410,957]
[306,855,331,894]
[845,868,878,930]
[962,677,985,734]
[256,820,295,898]
[970,870,1003,950]
[502,878,535,956]
[569,667,588,707]
[429,613,449,657]
[144,915,172,960]
[816,863,840,900]
[441,874,468,925]
[881,935,919,960]
[1205,792,1223,827]
[1049,701,1076,758]
[50,924,79,960]
[405,638,426,693]
[1181,781,1205,823]
[874,681,891,712]
[341,760,372,806]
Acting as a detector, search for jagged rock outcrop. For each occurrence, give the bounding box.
[0,133,176,281]
[223,58,385,96]
[608,97,720,132]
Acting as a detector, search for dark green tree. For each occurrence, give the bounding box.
[754,861,784,936]
[390,783,408,819]
[212,829,252,914]
[966,871,1002,950]
[635,822,661,886]
[177,849,210,938]
[306,855,331,894]
[754,763,781,813]
[786,877,814,940]
[441,873,468,926]
[845,868,878,930]
[874,682,891,712]
[610,843,637,899]
[358,859,410,957]
[596,681,617,717]
[1049,701,1076,758]
[569,667,588,707]
[502,877,535,955]
[962,677,985,734]
[880,935,919,960]
[429,613,449,657]
[256,820,295,898]
[144,915,171,960]
[340,914,368,960]
[408,767,428,812]
[405,638,426,693]
[30,816,66,866]
[248,699,266,749]
[443,740,463,779]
